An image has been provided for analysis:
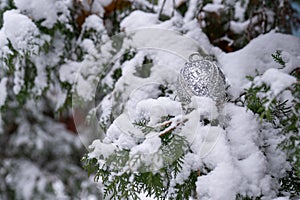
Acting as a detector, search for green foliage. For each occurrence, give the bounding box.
[241,51,300,197]
[176,1,188,17]
[244,81,292,124]
[271,50,285,67]
[0,3,108,198]
[120,48,137,64]
[133,118,154,134]
[158,84,173,97]
[0,0,16,27]
[83,115,201,200]
[111,68,122,83]
[235,194,262,200]
[81,156,99,177]
[170,170,198,200]
[279,169,300,197]
[244,81,272,121]
[279,70,300,197]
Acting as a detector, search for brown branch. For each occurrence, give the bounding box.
[159,118,188,137]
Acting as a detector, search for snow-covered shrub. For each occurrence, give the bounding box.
[0,0,299,199]
[242,51,300,198]
[82,30,300,200]
[0,0,112,199]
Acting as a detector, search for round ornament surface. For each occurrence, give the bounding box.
[177,53,226,104]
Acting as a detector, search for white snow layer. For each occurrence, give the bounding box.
[85,20,298,199]
[2,10,40,54]
[202,3,225,13]
[14,0,70,28]
[0,77,8,107]
[255,68,297,97]
[1,5,290,199]
[120,10,159,31]
[4,160,50,200]
[59,61,81,84]
[82,14,106,33]
[218,32,300,98]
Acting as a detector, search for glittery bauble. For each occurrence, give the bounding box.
[177,53,226,104]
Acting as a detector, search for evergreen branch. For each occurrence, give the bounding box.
[271,50,285,67]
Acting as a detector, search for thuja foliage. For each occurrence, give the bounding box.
[83,115,200,200]
[240,51,300,197]
[0,1,114,198]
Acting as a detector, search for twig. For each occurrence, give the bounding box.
[158,0,167,19]
[159,118,188,137]
[172,0,175,17]
[89,0,95,12]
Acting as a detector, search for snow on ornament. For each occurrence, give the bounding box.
[177,52,226,105]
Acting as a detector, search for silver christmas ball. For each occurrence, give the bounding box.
[177,53,226,104]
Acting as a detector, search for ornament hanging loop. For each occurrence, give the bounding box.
[189,52,202,62]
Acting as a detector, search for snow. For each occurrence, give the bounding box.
[88,139,116,160]
[32,57,48,96]
[183,20,218,56]
[218,32,300,98]
[112,114,144,141]
[181,97,222,158]
[0,77,8,107]
[272,197,289,200]
[281,50,300,74]
[76,75,98,101]
[202,3,225,13]
[192,101,286,199]
[128,136,164,172]
[156,0,187,17]
[98,0,113,7]
[47,84,68,110]
[0,1,8,8]
[255,68,297,97]
[197,162,239,200]
[2,10,40,54]
[122,28,202,60]
[0,30,7,47]
[183,0,199,22]
[86,20,297,198]
[120,10,159,31]
[4,160,49,200]
[81,14,105,33]
[0,30,11,65]
[59,61,81,84]
[230,20,249,34]
[1,1,299,199]
[80,14,108,43]
[131,135,161,155]
[226,105,260,158]
[13,61,24,95]
[191,126,223,159]
[234,0,249,21]
[52,180,67,199]
[14,0,70,28]
[134,97,182,125]
[0,77,7,133]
